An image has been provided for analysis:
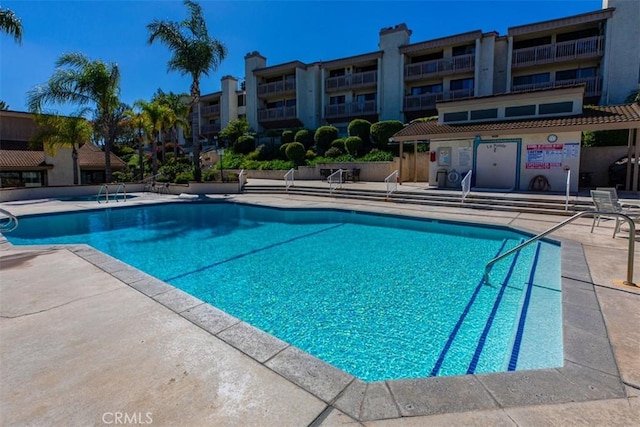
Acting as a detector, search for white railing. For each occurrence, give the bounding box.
[565,169,571,211]
[0,208,19,233]
[328,169,343,194]
[97,184,109,204]
[385,170,399,197]
[284,168,295,192]
[239,169,247,190]
[115,183,126,203]
[461,170,472,203]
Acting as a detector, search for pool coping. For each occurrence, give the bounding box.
[0,203,627,422]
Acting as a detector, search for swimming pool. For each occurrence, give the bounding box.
[5,202,563,381]
[57,194,138,202]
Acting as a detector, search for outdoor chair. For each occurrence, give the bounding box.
[590,190,640,237]
[320,169,331,182]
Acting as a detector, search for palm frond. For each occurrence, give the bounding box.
[0,7,22,44]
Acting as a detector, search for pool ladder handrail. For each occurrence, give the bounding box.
[284,168,295,192]
[328,169,344,195]
[484,210,636,287]
[0,208,19,233]
[114,183,126,202]
[384,170,399,197]
[97,184,109,204]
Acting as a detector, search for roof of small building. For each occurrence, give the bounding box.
[0,149,50,168]
[78,143,127,169]
[392,103,640,141]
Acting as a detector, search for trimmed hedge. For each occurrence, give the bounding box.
[314,125,339,155]
[344,136,363,156]
[294,129,315,149]
[348,119,371,143]
[281,130,294,144]
[285,142,306,165]
[324,147,343,158]
[371,120,404,150]
[233,135,256,154]
[330,138,345,152]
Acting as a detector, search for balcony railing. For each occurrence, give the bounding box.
[325,70,377,92]
[257,79,296,97]
[512,76,603,97]
[258,106,297,122]
[201,104,220,116]
[325,100,377,119]
[512,35,604,68]
[201,123,221,134]
[405,54,475,80]
[403,88,474,111]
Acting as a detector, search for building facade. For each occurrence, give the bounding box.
[197,0,638,137]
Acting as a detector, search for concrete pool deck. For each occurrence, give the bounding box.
[1,187,639,426]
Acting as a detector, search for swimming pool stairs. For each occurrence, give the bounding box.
[243,183,600,215]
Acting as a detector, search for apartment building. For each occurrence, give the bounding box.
[198,0,638,136]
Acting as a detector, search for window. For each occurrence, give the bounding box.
[411,51,443,63]
[556,67,597,81]
[513,73,550,86]
[443,111,468,122]
[539,101,573,115]
[556,28,600,43]
[450,78,474,91]
[452,44,475,56]
[329,68,345,77]
[237,94,246,107]
[0,171,44,188]
[354,64,376,73]
[285,98,296,107]
[513,36,552,50]
[411,84,442,95]
[356,93,376,103]
[470,108,498,120]
[330,95,345,105]
[505,105,536,117]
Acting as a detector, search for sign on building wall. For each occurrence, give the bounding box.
[563,142,579,159]
[525,143,563,169]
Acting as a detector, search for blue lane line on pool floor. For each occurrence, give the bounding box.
[429,239,509,377]
[162,223,345,282]
[466,242,523,375]
[508,242,541,371]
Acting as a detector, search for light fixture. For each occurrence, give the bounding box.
[547,134,558,143]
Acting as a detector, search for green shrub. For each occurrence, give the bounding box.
[233,135,256,154]
[175,171,194,183]
[325,147,343,158]
[306,150,316,160]
[265,159,295,170]
[330,138,345,152]
[202,169,218,182]
[281,130,294,144]
[111,170,133,182]
[371,120,405,150]
[348,119,371,143]
[344,136,363,156]
[285,142,306,165]
[246,150,260,161]
[582,129,629,147]
[220,118,249,145]
[361,149,394,162]
[294,129,315,149]
[220,152,244,169]
[314,126,338,155]
[158,157,192,182]
[279,143,290,159]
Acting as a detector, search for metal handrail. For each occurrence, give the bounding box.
[384,170,399,197]
[97,184,109,204]
[284,168,295,192]
[461,170,472,203]
[328,169,343,194]
[239,169,247,190]
[564,169,571,211]
[484,211,637,287]
[115,183,126,203]
[0,208,19,233]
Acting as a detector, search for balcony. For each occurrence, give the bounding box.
[201,123,221,134]
[405,54,475,81]
[325,71,377,92]
[325,100,377,119]
[512,35,604,68]
[201,104,220,116]
[257,79,296,98]
[512,76,603,97]
[403,88,474,111]
[258,106,297,122]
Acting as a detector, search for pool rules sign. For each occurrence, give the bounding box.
[526,143,563,169]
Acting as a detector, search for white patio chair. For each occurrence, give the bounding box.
[590,190,640,237]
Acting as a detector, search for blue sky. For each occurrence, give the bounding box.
[1,0,602,115]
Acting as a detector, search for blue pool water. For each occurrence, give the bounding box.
[5,203,563,381]
[57,194,138,202]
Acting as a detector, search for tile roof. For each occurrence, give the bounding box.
[393,104,640,141]
[0,149,49,168]
[78,143,126,169]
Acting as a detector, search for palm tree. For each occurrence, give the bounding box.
[147,0,227,181]
[27,52,121,183]
[0,6,22,44]
[134,100,172,177]
[31,109,93,185]
[123,106,152,181]
[153,89,190,159]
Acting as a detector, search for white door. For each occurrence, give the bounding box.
[475,141,519,189]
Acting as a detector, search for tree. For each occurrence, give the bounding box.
[153,89,190,158]
[371,120,404,150]
[123,106,152,180]
[147,0,227,181]
[314,126,338,156]
[294,129,314,149]
[0,100,8,110]
[31,109,93,185]
[219,118,249,145]
[0,6,22,44]
[348,119,371,144]
[134,100,173,177]
[27,52,121,182]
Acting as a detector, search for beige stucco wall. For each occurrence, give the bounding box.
[44,147,76,186]
[580,146,629,187]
